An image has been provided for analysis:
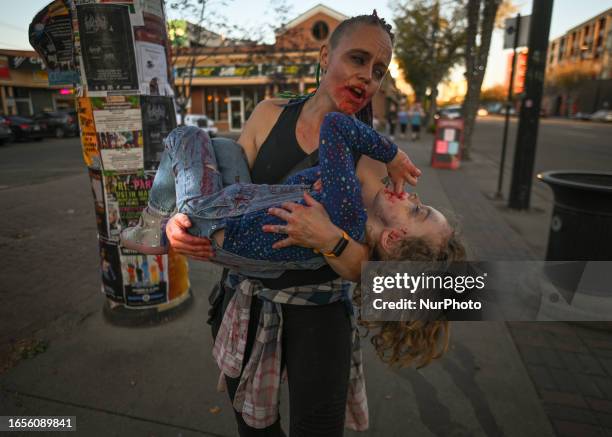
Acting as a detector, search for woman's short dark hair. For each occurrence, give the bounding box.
[328,10,395,49]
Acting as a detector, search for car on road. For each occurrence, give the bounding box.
[589,110,612,123]
[570,112,592,121]
[180,114,218,137]
[32,110,79,138]
[6,116,44,142]
[434,105,462,120]
[485,102,517,116]
[0,116,14,145]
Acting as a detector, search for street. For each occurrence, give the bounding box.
[0,136,84,189]
[472,116,612,176]
[1,117,610,191]
[1,118,611,436]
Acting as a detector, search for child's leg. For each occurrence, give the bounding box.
[162,126,223,212]
[120,126,224,254]
[147,143,177,215]
[148,132,252,214]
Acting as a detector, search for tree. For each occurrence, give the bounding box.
[393,0,466,123]
[461,0,516,159]
[480,84,507,103]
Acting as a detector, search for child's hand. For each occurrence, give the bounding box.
[387,150,421,193]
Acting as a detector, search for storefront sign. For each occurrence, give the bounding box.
[175,63,316,79]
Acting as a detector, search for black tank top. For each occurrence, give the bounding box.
[251,98,360,289]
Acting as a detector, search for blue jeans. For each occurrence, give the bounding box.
[148,126,325,278]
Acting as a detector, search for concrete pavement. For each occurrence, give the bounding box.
[0,124,608,436]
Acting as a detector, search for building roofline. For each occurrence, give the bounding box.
[280,4,348,32]
[561,7,612,36]
[0,48,39,57]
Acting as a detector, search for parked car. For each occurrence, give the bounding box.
[570,112,592,121]
[180,114,218,137]
[6,116,44,141]
[32,110,78,138]
[485,102,517,116]
[0,116,14,144]
[434,105,462,120]
[590,110,612,123]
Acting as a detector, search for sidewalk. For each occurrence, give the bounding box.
[0,126,607,436]
[403,131,612,437]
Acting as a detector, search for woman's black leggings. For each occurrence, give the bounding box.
[212,290,353,437]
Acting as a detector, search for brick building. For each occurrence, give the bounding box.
[544,7,612,115]
[172,4,402,131]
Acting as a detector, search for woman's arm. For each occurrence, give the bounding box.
[264,156,389,282]
[264,192,369,282]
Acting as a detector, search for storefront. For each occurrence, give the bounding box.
[0,49,75,116]
[174,59,318,131]
[171,4,405,132]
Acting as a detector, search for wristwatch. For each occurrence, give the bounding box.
[314,231,350,258]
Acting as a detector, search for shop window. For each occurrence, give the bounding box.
[14,87,30,98]
[217,89,228,122]
[204,89,215,119]
[311,21,329,41]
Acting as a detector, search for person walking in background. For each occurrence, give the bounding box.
[409,101,425,140]
[398,105,409,139]
[387,101,398,140]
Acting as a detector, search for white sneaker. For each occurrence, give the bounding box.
[120,207,171,255]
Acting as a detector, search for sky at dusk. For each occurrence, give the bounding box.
[2,0,611,89]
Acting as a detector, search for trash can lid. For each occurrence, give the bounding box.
[537,171,612,193]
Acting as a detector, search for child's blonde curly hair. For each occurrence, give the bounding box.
[356,228,466,368]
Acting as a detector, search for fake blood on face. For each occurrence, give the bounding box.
[333,85,368,114]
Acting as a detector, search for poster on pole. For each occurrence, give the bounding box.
[29,0,80,86]
[89,168,109,239]
[99,238,125,302]
[135,41,170,95]
[76,3,139,94]
[120,248,169,307]
[77,97,101,168]
[141,96,176,170]
[102,171,154,240]
[92,96,144,170]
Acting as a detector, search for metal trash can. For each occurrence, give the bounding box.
[538,171,612,261]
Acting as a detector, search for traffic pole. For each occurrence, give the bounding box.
[496,13,521,199]
[508,0,554,210]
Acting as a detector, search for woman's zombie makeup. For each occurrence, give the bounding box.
[322,24,392,115]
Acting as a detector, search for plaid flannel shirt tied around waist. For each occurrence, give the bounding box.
[212,276,369,431]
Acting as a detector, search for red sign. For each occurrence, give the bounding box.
[0,56,10,80]
[505,49,528,95]
[514,50,528,95]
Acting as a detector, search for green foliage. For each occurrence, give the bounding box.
[479,85,507,103]
[393,0,467,101]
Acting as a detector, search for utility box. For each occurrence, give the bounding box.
[431,118,463,170]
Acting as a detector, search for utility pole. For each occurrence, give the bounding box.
[496,13,521,199]
[508,0,554,210]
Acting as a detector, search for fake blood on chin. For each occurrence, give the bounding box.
[334,86,366,114]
